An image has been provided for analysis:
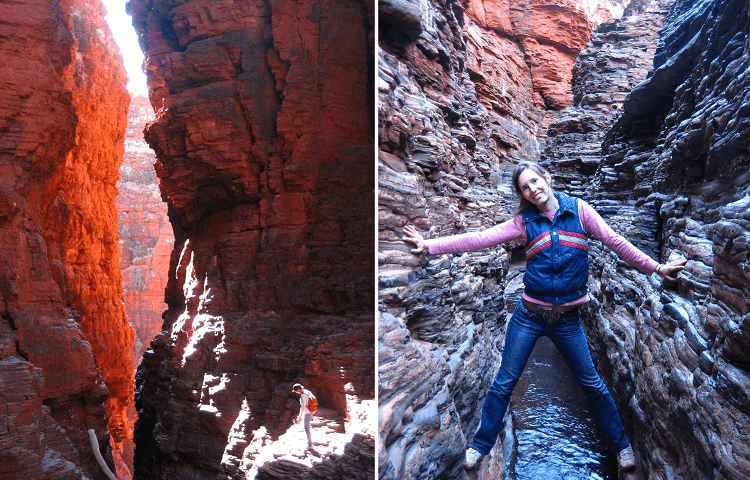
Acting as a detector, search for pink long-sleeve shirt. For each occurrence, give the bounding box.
[424,199,659,306]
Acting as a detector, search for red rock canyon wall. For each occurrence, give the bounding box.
[0,0,135,479]
[129,0,375,477]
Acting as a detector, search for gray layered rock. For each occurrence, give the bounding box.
[380,0,750,478]
[542,0,674,199]
[578,0,750,477]
[378,0,617,478]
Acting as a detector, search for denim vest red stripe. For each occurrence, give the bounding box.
[522,191,589,305]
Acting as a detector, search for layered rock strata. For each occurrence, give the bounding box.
[378,0,617,478]
[553,0,750,477]
[542,0,673,199]
[128,0,375,477]
[116,94,173,365]
[0,0,135,479]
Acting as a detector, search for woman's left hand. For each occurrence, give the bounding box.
[656,259,688,282]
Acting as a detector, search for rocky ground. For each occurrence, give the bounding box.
[247,403,375,479]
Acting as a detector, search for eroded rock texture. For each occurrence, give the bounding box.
[128,0,375,477]
[543,0,673,198]
[378,0,617,478]
[550,0,750,477]
[0,0,135,479]
[116,94,173,365]
[381,0,750,477]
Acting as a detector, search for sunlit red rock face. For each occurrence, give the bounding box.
[0,0,135,479]
[128,0,375,477]
[471,0,610,110]
[378,0,615,477]
[116,95,173,365]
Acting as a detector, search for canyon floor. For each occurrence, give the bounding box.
[248,400,375,479]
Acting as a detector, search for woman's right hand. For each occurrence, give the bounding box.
[657,258,688,282]
[403,225,426,254]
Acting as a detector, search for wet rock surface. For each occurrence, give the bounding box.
[508,335,616,479]
[0,1,135,479]
[129,0,375,477]
[116,94,173,365]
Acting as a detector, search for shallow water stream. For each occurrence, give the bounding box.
[505,335,618,480]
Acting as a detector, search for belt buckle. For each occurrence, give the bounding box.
[541,308,561,323]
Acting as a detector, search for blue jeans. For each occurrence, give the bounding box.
[470,299,629,455]
[303,413,312,447]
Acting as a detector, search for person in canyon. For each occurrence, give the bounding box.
[402,160,687,472]
[292,383,316,449]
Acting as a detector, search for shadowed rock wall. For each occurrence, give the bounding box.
[0,0,135,479]
[116,94,173,365]
[377,0,617,478]
[128,0,375,477]
[547,0,750,477]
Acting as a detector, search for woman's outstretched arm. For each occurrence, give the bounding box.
[403,216,526,255]
[579,200,687,281]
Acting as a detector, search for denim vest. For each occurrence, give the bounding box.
[522,191,589,304]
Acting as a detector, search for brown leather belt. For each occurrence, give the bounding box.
[522,298,579,323]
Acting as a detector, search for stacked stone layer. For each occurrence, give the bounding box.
[0,0,135,478]
[561,0,750,477]
[129,0,375,477]
[377,0,616,477]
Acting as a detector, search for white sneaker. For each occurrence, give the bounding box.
[464,447,484,469]
[617,444,635,470]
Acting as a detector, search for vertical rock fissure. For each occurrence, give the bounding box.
[116,93,174,374]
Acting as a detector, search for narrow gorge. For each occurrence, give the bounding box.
[378,0,749,479]
[1,0,374,479]
[116,94,173,367]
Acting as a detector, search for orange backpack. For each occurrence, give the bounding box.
[305,390,318,412]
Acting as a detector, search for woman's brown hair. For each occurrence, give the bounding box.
[511,161,552,217]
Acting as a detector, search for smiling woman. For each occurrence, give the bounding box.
[401,160,686,473]
[101,0,148,96]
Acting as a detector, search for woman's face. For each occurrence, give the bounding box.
[517,169,553,209]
